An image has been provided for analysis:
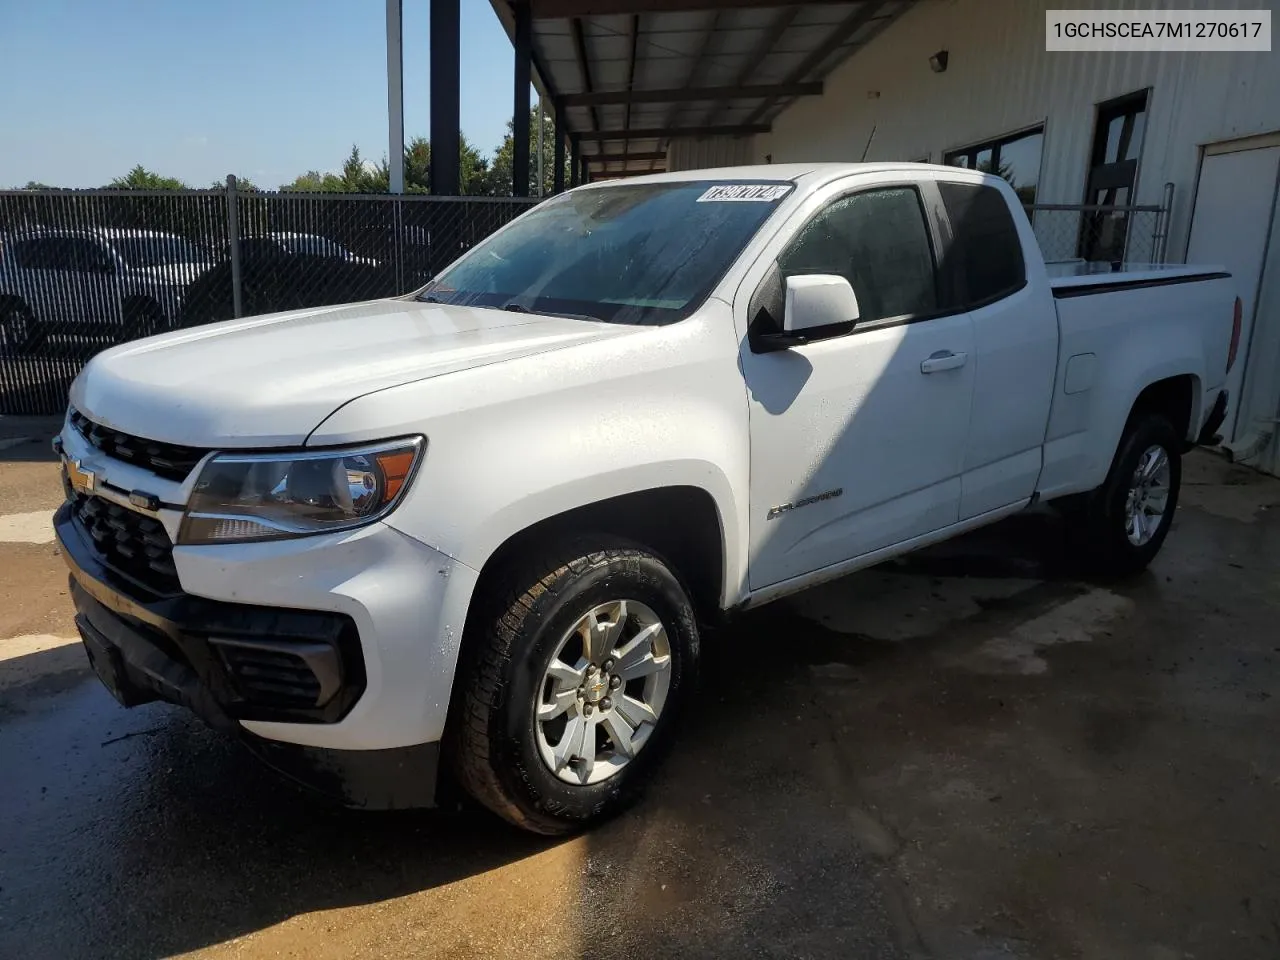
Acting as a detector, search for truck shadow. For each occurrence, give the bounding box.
[1,506,1087,960]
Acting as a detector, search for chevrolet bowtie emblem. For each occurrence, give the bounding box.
[64,458,96,495]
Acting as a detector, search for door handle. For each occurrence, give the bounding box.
[920,350,968,374]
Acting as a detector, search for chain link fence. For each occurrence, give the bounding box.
[0,184,538,414]
[1028,185,1174,270]
[1,183,1176,416]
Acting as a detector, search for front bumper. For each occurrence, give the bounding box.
[54,498,479,809]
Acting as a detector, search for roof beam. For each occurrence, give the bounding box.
[581,150,667,162]
[530,0,850,16]
[622,14,640,161]
[570,18,600,131]
[562,82,822,107]
[578,124,767,141]
[701,5,799,126]
[745,0,886,127]
[590,168,668,179]
[658,9,722,168]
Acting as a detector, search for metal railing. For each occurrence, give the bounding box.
[0,181,538,415]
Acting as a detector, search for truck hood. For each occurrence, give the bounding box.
[71,298,634,447]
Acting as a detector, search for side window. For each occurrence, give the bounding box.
[937,182,1026,307]
[65,239,114,273]
[778,187,938,324]
[12,238,59,269]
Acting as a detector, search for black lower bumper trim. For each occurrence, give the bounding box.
[242,737,440,810]
[54,500,365,725]
[56,500,439,809]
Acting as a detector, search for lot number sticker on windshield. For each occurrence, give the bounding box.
[697,184,791,202]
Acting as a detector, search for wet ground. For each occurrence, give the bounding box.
[2,415,1279,959]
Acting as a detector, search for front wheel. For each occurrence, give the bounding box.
[0,298,36,356]
[450,543,699,834]
[1070,413,1182,578]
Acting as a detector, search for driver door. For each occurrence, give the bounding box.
[741,182,976,589]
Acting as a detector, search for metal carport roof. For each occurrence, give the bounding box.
[486,0,920,177]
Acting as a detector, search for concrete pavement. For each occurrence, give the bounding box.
[1,422,1278,959]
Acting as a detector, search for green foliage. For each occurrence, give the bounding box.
[209,177,257,191]
[31,115,569,196]
[483,108,570,197]
[108,164,187,190]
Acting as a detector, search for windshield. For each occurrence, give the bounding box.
[112,236,210,267]
[417,180,793,325]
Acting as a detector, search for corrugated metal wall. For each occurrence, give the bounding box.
[667,136,754,172]
[758,0,1280,474]
[757,0,1279,261]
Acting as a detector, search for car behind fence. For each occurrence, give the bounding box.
[0,180,1172,416]
[0,183,537,415]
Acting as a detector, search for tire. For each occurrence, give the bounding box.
[450,541,699,835]
[122,298,166,342]
[1070,413,1182,578]
[0,297,37,357]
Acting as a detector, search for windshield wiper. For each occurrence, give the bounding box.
[417,294,443,303]
[502,301,601,323]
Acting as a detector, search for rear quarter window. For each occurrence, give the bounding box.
[938,182,1026,308]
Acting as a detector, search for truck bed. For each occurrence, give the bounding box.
[1046,261,1229,295]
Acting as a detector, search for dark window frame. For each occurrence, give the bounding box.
[943,124,1046,204]
[1077,88,1150,263]
[748,181,959,351]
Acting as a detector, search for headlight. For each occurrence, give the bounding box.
[178,437,424,545]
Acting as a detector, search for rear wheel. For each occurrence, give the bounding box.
[1070,413,1182,577]
[450,542,699,835]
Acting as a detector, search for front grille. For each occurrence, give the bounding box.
[71,493,179,595]
[69,408,209,482]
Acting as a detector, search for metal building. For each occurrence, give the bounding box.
[462,0,1280,475]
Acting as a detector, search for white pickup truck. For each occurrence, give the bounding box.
[53,164,1239,834]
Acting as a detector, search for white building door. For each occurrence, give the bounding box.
[1185,140,1280,439]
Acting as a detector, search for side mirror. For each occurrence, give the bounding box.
[754,274,860,352]
[784,274,860,333]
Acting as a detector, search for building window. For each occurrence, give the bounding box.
[944,126,1044,206]
[1078,90,1149,264]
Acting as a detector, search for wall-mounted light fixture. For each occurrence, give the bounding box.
[929,50,949,73]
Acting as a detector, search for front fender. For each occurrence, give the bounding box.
[310,305,751,607]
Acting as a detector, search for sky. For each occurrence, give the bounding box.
[0,0,520,189]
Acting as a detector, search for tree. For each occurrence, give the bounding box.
[109,164,186,189]
[209,176,257,191]
[404,136,431,192]
[337,144,388,193]
[19,180,54,190]
[281,169,344,192]
[484,108,571,197]
[458,133,491,196]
